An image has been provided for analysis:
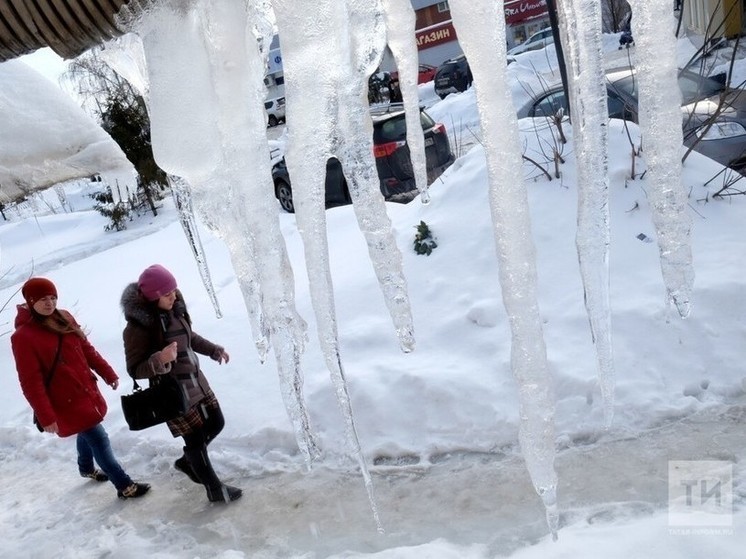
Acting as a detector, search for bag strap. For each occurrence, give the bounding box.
[42,335,64,388]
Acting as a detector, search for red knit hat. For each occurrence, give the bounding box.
[138,264,177,301]
[22,277,58,305]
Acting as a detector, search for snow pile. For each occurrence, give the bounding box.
[0,60,135,202]
[1,98,744,557]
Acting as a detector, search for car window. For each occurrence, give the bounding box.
[532,87,635,121]
[607,90,635,120]
[374,111,436,142]
[437,63,458,78]
[610,70,725,106]
[678,73,724,104]
[264,101,273,109]
[531,90,569,117]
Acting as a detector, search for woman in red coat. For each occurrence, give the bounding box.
[11,277,150,499]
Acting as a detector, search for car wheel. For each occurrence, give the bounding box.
[268,115,278,127]
[275,180,295,213]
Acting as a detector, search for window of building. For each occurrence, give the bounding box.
[437,1,449,13]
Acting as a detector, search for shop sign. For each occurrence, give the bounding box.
[415,21,457,50]
[504,0,548,25]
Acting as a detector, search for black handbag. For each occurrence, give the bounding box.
[121,374,189,431]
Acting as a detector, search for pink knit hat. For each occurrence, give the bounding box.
[138,265,177,301]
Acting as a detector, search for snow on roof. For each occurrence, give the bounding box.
[0,58,134,203]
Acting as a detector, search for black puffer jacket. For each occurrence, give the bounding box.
[120,282,224,408]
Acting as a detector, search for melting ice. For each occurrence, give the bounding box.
[98,0,697,541]
[555,0,615,428]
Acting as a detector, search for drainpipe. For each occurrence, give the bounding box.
[544,0,570,118]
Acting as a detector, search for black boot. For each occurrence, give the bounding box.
[184,447,242,503]
[175,447,202,484]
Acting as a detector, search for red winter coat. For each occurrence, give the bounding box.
[11,305,118,437]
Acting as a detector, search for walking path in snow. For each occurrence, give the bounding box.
[3,403,743,558]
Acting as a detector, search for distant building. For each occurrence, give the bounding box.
[681,0,746,39]
[382,0,550,70]
[264,34,285,102]
[266,1,552,86]
[504,0,551,49]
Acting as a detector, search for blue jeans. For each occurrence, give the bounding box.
[77,423,132,491]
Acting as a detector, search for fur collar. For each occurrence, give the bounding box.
[120,282,188,328]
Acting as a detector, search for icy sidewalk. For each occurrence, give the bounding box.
[1,403,743,558]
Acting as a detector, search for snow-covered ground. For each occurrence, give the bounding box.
[1,33,745,559]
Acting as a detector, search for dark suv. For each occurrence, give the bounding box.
[434,55,473,99]
[272,104,455,213]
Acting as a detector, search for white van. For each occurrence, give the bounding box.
[508,28,554,56]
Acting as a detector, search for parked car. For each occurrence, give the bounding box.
[272,104,455,213]
[516,66,746,174]
[390,63,438,86]
[264,97,286,127]
[434,55,473,99]
[507,28,554,56]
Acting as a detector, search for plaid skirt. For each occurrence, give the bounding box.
[166,388,220,438]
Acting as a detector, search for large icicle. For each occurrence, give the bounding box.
[168,174,222,319]
[124,0,319,465]
[382,0,430,203]
[555,0,615,427]
[627,0,694,317]
[270,0,390,532]
[97,36,225,321]
[200,0,320,465]
[273,0,414,355]
[339,0,415,352]
[449,0,558,539]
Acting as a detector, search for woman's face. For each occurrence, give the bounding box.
[32,295,57,316]
[157,289,177,311]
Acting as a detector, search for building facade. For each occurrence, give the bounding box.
[682,0,745,39]
[384,0,550,69]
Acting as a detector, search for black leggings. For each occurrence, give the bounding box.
[182,404,225,450]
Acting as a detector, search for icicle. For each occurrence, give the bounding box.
[341,0,415,353]
[555,0,615,428]
[199,0,320,465]
[449,0,558,540]
[270,0,386,532]
[98,29,226,321]
[168,174,222,318]
[128,1,319,463]
[627,0,694,318]
[270,0,415,356]
[382,0,430,204]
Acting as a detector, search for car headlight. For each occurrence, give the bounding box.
[694,121,746,140]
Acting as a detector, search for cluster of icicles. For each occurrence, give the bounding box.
[101,0,692,539]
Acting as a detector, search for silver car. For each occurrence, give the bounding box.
[508,28,554,56]
[516,67,746,174]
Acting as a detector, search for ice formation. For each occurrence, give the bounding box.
[382,0,431,203]
[97,38,224,320]
[88,0,694,540]
[555,0,615,427]
[628,0,694,318]
[449,0,558,539]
